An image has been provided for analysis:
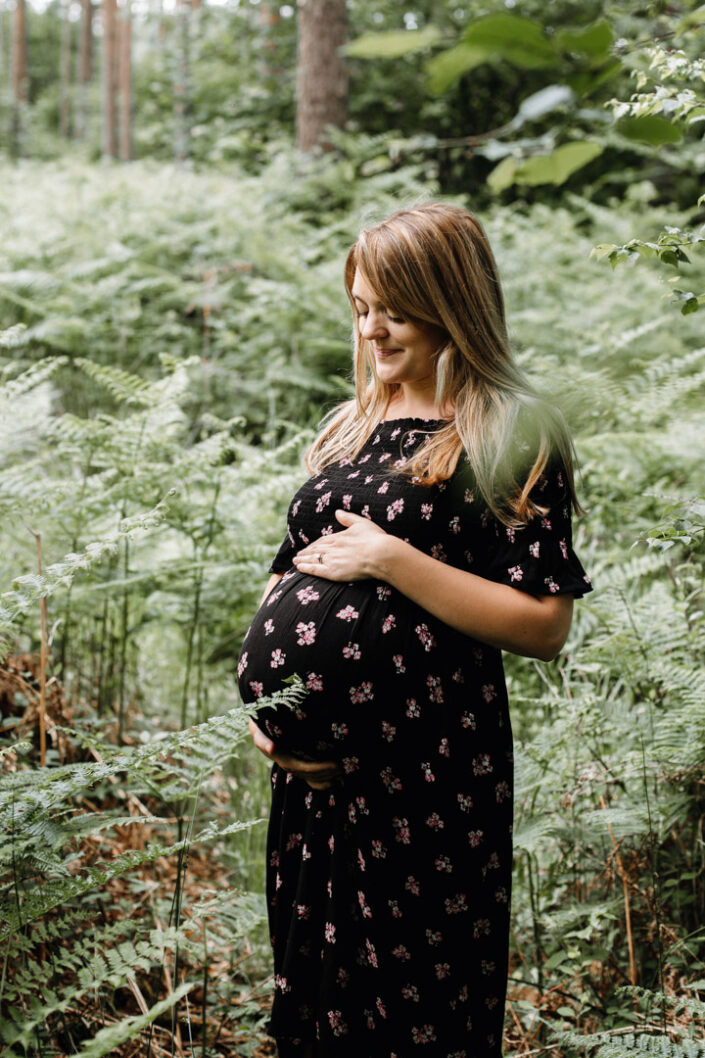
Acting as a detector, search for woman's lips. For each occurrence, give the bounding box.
[375,348,402,358]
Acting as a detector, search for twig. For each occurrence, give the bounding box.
[506,998,532,1052]
[31,528,48,767]
[127,975,150,1015]
[601,795,638,988]
[508,1045,564,1057]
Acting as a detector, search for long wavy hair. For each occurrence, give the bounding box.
[306,202,580,526]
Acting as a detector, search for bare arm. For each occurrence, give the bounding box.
[371,535,572,662]
[259,571,284,606]
[293,510,573,662]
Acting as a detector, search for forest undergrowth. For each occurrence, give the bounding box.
[1,151,704,1056]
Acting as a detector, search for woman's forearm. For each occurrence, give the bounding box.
[259,571,284,606]
[372,536,573,661]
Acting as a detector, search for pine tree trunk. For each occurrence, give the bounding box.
[74,0,93,140]
[102,0,117,157]
[60,0,72,137]
[10,0,28,155]
[80,0,93,82]
[11,0,28,103]
[296,0,347,153]
[118,0,131,161]
[2,4,9,108]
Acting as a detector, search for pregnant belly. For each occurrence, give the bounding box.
[237,568,450,760]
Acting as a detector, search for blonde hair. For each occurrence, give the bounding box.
[306,202,580,526]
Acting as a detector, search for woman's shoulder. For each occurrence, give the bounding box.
[449,396,577,523]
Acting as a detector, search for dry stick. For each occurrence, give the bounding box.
[32,529,48,767]
[601,795,638,989]
[512,1045,564,1057]
[506,998,532,1053]
[150,903,185,1057]
[127,976,150,1015]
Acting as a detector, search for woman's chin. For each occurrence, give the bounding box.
[375,361,406,383]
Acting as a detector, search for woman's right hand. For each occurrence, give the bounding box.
[248,718,342,791]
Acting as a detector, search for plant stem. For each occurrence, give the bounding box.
[117,536,130,740]
[32,529,48,767]
[641,735,666,1028]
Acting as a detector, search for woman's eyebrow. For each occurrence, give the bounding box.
[352,290,384,307]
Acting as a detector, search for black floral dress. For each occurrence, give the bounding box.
[237,418,591,1058]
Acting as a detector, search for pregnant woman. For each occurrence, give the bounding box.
[238,202,591,1057]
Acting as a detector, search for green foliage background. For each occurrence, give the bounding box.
[1,0,704,1054]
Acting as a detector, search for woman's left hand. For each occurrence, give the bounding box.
[293,509,388,581]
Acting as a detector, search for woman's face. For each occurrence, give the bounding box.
[351,270,444,390]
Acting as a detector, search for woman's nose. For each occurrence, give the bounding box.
[360,311,387,340]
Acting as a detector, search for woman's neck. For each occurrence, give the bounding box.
[384,390,452,422]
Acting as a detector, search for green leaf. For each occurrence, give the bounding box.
[462,14,558,69]
[676,4,705,32]
[426,43,487,95]
[344,26,441,60]
[617,115,683,146]
[556,20,613,58]
[590,243,618,261]
[515,141,603,186]
[568,59,622,96]
[660,248,688,266]
[544,950,571,970]
[672,290,705,311]
[487,156,519,194]
[520,85,574,123]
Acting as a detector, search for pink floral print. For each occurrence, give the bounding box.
[295,621,317,646]
[236,418,591,1056]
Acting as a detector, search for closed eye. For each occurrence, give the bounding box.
[354,307,405,324]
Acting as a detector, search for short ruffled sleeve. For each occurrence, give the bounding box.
[484,461,592,598]
[269,526,296,574]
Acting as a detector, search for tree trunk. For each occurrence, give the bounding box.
[60,0,71,137]
[296,0,347,153]
[2,4,9,106]
[102,0,117,157]
[10,0,29,155]
[11,0,28,103]
[79,0,93,82]
[173,0,191,164]
[74,0,93,140]
[118,0,131,161]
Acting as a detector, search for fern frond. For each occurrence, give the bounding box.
[74,981,193,1058]
[74,358,154,406]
